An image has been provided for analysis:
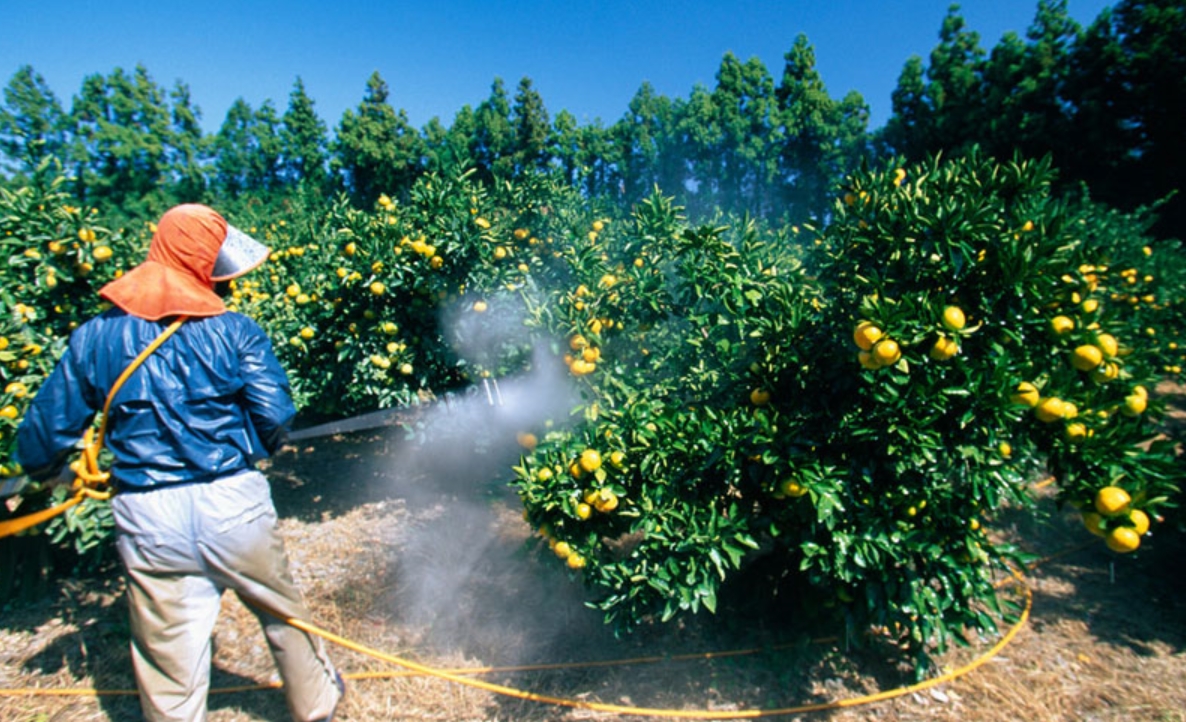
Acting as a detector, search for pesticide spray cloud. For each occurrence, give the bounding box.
[379,291,602,662]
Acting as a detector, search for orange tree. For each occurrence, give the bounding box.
[509,151,1183,667]
[1,159,147,569]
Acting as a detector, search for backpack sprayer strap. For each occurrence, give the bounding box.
[0,316,188,538]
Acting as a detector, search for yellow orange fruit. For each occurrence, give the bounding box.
[1071,344,1104,372]
[872,338,901,366]
[750,388,771,406]
[1094,486,1131,516]
[1122,393,1147,417]
[1128,509,1150,536]
[853,322,883,351]
[1094,333,1119,358]
[1034,397,1067,423]
[1105,526,1141,553]
[578,449,602,473]
[929,336,959,361]
[1011,382,1040,407]
[941,306,966,331]
[1050,315,1075,335]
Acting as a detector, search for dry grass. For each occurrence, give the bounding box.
[2,413,1184,722]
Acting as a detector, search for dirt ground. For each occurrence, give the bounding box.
[1,383,1184,722]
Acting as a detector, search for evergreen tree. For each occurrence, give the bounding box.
[510,77,551,175]
[1064,0,1186,234]
[470,78,514,181]
[333,71,423,202]
[280,77,330,192]
[212,98,258,198]
[776,35,868,221]
[709,53,780,215]
[0,65,67,176]
[68,65,174,214]
[168,80,208,202]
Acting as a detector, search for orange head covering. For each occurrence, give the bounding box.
[100,204,269,321]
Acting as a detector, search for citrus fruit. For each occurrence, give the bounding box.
[1128,509,1150,536]
[578,449,602,472]
[1081,511,1107,537]
[1105,526,1141,553]
[1011,382,1040,407]
[1122,394,1147,417]
[779,479,808,497]
[1034,397,1067,422]
[750,388,771,406]
[853,322,883,351]
[872,338,901,366]
[1050,315,1075,335]
[1094,333,1119,357]
[941,306,966,331]
[1071,344,1104,371]
[1094,486,1131,516]
[929,336,959,361]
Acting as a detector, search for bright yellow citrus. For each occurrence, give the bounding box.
[942,306,966,331]
[1034,397,1067,423]
[472,300,488,313]
[872,338,901,366]
[579,449,602,472]
[1122,393,1147,417]
[0,405,18,420]
[369,281,385,295]
[750,388,771,406]
[575,503,592,520]
[1071,344,1104,371]
[1050,315,1075,335]
[1095,333,1119,357]
[1128,509,1150,536]
[1094,486,1131,516]
[1105,526,1141,553]
[593,488,619,512]
[1011,382,1041,407]
[929,336,959,361]
[853,322,883,351]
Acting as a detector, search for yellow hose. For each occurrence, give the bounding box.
[0,566,1035,718]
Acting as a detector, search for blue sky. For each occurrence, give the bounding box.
[5,1,1115,135]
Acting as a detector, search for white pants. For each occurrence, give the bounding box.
[113,470,341,722]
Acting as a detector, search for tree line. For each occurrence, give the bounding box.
[1,0,1181,235]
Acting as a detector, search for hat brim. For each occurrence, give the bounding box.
[211,226,270,281]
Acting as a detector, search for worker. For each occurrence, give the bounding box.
[16,204,344,721]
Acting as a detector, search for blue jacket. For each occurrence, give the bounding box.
[17,309,295,490]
